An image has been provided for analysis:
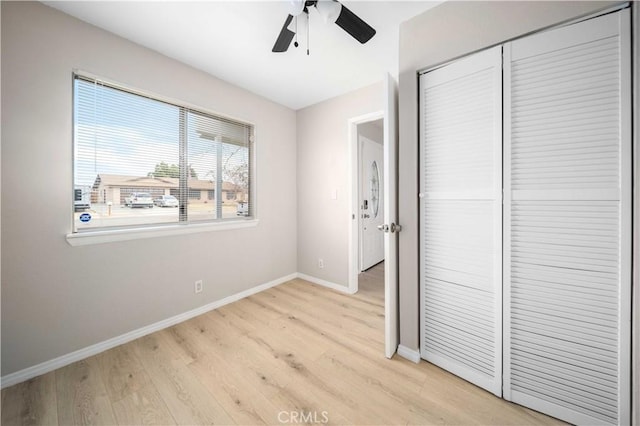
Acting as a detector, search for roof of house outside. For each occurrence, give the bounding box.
[93,174,242,191]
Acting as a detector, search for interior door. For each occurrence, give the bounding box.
[383,73,399,359]
[503,9,631,425]
[419,46,503,395]
[360,136,384,271]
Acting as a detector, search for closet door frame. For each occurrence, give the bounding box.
[502,8,632,425]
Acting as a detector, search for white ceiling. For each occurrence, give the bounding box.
[44,1,440,110]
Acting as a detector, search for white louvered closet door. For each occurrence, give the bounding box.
[504,10,631,425]
[419,46,502,396]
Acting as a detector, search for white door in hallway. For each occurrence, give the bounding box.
[360,135,384,271]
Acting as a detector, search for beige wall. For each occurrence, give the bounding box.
[297,83,382,286]
[358,120,383,145]
[398,1,620,351]
[1,1,297,376]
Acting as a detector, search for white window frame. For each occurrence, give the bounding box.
[67,72,258,246]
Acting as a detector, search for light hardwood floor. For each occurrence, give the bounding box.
[1,267,563,425]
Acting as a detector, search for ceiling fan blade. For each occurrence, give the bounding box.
[272,15,296,53]
[334,4,376,44]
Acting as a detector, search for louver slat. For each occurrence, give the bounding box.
[504,10,630,425]
[420,47,502,396]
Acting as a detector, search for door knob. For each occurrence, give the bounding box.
[377,224,401,233]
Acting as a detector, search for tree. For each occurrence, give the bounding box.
[148,162,197,179]
[224,162,249,190]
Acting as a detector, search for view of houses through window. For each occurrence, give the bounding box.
[73,76,252,231]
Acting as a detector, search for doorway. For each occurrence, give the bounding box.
[348,111,384,294]
[358,121,385,272]
[358,262,385,305]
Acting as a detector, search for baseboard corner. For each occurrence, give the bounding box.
[397,344,421,364]
[296,273,355,294]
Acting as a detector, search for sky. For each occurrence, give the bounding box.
[74,79,249,187]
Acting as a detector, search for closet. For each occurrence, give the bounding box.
[419,8,631,425]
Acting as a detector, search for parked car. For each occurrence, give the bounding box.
[125,192,154,208]
[154,195,179,208]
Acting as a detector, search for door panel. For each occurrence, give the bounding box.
[419,46,503,396]
[503,10,631,425]
[384,73,399,358]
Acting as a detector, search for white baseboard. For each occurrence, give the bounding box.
[296,273,356,294]
[397,344,421,364]
[0,272,297,389]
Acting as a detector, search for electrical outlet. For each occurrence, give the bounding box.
[194,280,203,294]
[318,259,324,269]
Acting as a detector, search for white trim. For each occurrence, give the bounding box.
[397,345,421,364]
[67,219,259,246]
[296,273,356,295]
[348,111,385,294]
[0,271,295,389]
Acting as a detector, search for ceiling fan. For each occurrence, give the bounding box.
[272,0,376,54]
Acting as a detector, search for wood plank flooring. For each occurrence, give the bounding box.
[1,266,563,425]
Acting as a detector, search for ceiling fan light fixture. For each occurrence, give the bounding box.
[315,0,341,24]
[288,0,305,16]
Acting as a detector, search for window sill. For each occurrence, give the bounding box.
[66,219,259,246]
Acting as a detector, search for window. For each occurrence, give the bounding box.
[73,75,253,232]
